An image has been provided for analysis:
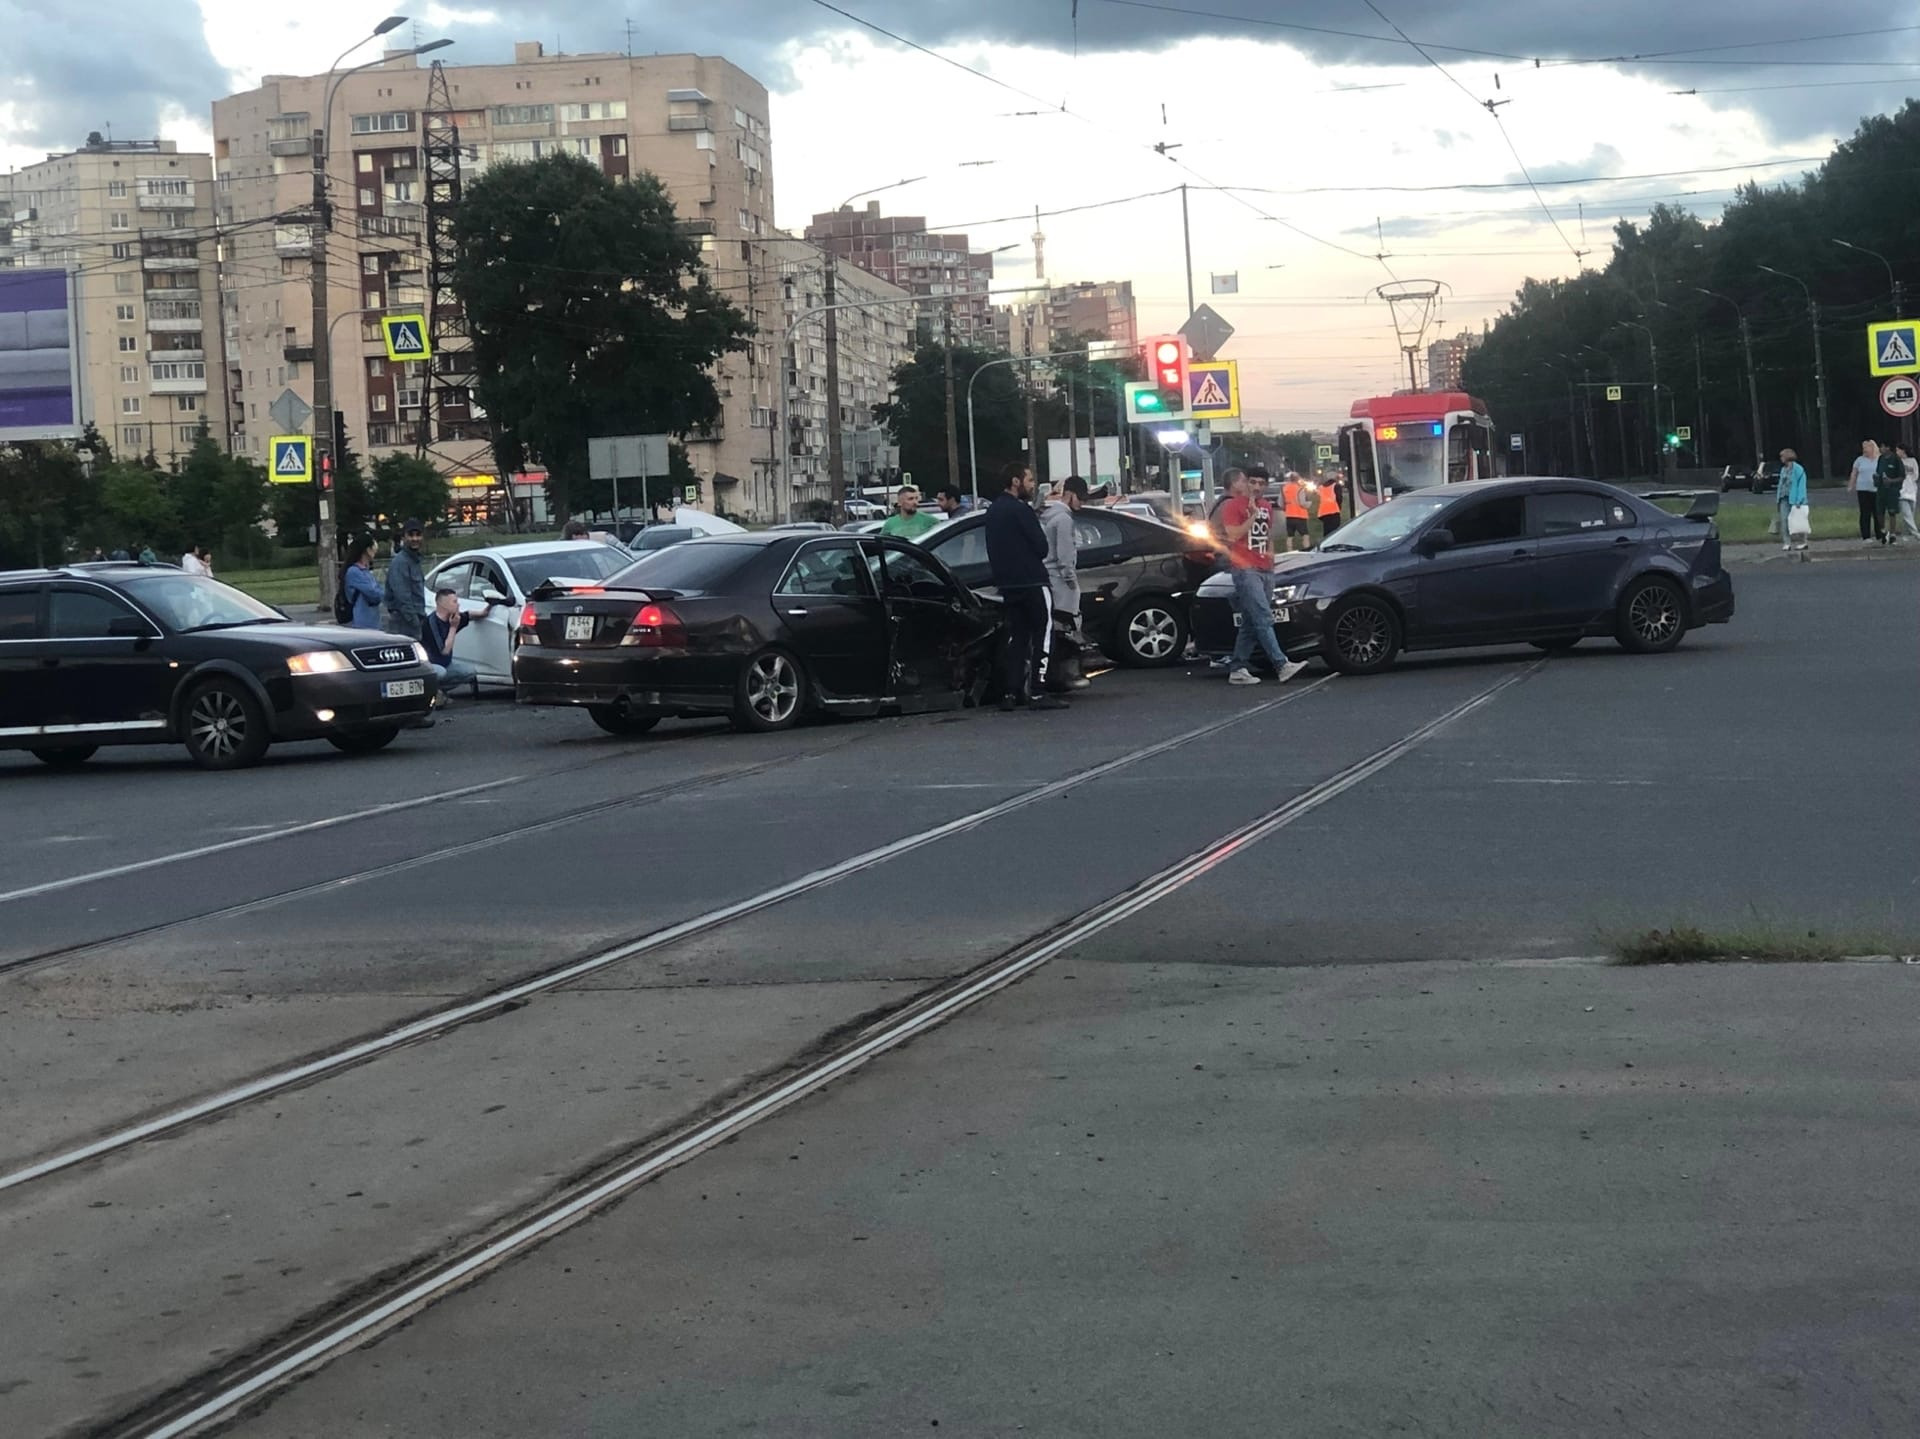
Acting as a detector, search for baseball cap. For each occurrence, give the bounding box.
[401,517,424,533]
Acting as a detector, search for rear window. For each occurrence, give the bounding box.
[608,541,760,593]
[506,547,629,592]
[1530,491,1612,536]
[0,588,40,639]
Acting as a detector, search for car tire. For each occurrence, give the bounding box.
[30,745,98,768]
[182,678,272,770]
[732,648,806,733]
[1616,575,1688,654]
[588,705,661,737]
[1323,595,1402,675]
[1530,637,1580,653]
[1110,595,1186,668]
[327,727,401,754]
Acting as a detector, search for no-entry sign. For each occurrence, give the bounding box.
[1880,375,1919,419]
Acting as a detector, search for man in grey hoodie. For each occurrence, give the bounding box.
[1039,475,1089,692]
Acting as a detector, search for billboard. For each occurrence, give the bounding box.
[0,269,82,441]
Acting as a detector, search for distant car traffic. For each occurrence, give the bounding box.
[0,565,436,769]
[424,541,633,687]
[918,507,1214,667]
[513,532,1005,735]
[1189,478,1735,674]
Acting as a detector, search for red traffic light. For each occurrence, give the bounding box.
[1149,335,1188,392]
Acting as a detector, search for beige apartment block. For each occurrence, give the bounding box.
[0,138,224,463]
[212,42,799,523]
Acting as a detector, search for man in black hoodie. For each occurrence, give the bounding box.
[985,461,1066,711]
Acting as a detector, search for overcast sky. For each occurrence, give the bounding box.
[2,0,1912,426]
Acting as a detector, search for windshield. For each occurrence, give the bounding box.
[628,527,692,553]
[1317,491,1453,552]
[119,573,286,631]
[507,546,630,592]
[1376,429,1447,493]
[607,540,759,593]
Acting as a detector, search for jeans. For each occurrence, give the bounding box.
[1902,497,1920,540]
[1857,491,1882,540]
[1228,566,1289,670]
[1002,588,1049,700]
[432,658,478,692]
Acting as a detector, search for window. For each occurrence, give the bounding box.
[778,542,870,598]
[605,543,754,593]
[363,254,385,276]
[118,335,138,352]
[372,394,389,413]
[141,176,190,197]
[114,273,134,294]
[385,180,416,203]
[871,544,954,601]
[176,395,198,412]
[121,396,142,414]
[1529,492,1613,537]
[491,103,554,126]
[110,211,129,230]
[367,357,387,377]
[607,135,628,157]
[151,362,206,381]
[566,100,627,121]
[111,242,132,259]
[0,586,40,640]
[1070,512,1125,553]
[350,111,412,134]
[115,303,137,321]
[120,425,145,449]
[394,386,422,409]
[49,588,143,639]
[108,180,128,198]
[358,153,375,174]
[695,132,715,152]
[1444,495,1528,547]
[120,365,142,384]
[359,188,376,206]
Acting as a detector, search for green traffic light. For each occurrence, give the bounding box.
[1137,392,1166,412]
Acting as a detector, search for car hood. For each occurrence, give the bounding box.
[186,622,416,653]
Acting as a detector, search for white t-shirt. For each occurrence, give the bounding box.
[180,553,206,576]
[1903,457,1918,503]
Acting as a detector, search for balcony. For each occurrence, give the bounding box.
[490,121,555,140]
[667,115,711,132]
[284,343,316,364]
[148,347,204,363]
[150,374,209,396]
[147,314,203,333]
[137,192,191,209]
[268,136,313,157]
[142,226,200,242]
[142,255,200,272]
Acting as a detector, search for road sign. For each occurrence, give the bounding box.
[1509,433,1524,452]
[380,313,432,362]
[1606,385,1623,402]
[1868,319,1920,376]
[1880,375,1919,418]
[1178,304,1235,363]
[683,485,698,503]
[1185,360,1239,419]
[588,434,670,480]
[1315,443,1334,461]
[269,435,312,486]
[1676,425,1692,441]
[267,387,312,434]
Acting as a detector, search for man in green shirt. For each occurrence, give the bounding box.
[880,485,939,540]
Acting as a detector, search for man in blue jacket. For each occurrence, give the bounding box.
[383,518,429,641]
[985,461,1066,711]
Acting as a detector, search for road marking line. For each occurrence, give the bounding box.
[0,679,1333,1195]
[124,668,1525,1439]
[0,776,528,906]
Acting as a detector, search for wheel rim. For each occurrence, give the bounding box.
[747,654,799,724]
[189,689,248,759]
[1334,605,1390,665]
[1629,585,1682,644]
[1128,606,1179,660]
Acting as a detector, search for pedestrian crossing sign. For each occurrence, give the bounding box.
[269,435,312,485]
[1868,320,1919,376]
[381,313,432,362]
[1185,360,1240,419]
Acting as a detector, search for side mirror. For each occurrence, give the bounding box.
[108,615,154,639]
[481,588,509,606]
[1419,528,1456,556]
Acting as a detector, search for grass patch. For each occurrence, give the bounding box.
[1611,923,1916,965]
[1650,497,1859,546]
[220,567,320,608]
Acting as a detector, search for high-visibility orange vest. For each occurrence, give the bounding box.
[1316,479,1339,517]
[1282,481,1308,519]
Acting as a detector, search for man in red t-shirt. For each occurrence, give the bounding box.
[1217,467,1307,687]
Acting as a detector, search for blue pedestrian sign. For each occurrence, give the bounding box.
[380,313,432,362]
[269,434,312,486]
[1867,320,1919,376]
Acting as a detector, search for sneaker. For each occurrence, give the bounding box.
[1208,656,1232,670]
[1029,694,1070,711]
[1228,668,1261,686]
[997,695,1016,713]
[1276,660,1310,684]
[1069,675,1091,689]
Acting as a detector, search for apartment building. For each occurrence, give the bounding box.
[212,42,783,519]
[1427,330,1481,391]
[804,204,996,345]
[1046,280,1137,351]
[0,137,223,462]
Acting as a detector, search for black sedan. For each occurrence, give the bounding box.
[917,506,1214,667]
[512,532,1003,735]
[0,564,436,769]
[1189,478,1734,674]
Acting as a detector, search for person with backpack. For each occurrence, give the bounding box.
[340,541,385,628]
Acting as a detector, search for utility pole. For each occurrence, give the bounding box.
[1694,336,1706,467]
[1022,311,1037,476]
[1698,288,1764,472]
[823,258,843,503]
[1180,184,1195,318]
[1760,265,1831,480]
[1064,361,1076,482]
[1581,369,1597,478]
[309,114,337,611]
[942,301,960,491]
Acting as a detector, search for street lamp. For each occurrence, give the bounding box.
[308,26,453,611]
[1696,288,1765,474]
[1831,238,1902,315]
[1611,318,1667,478]
[1758,264,1832,481]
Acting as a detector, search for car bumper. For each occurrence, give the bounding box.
[514,649,729,715]
[1693,570,1735,626]
[271,666,438,739]
[1189,594,1325,659]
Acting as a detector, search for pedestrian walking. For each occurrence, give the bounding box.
[881,484,938,539]
[383,518,428,642]
[1039,475,1090,692]
[1874,441,1905,545]
[1218,467,1308,687]
[342,541,386,628]
[1899,444,1920,541]
[985,461,1065,711]
[1850,440,1884,543]
[1775,447,1810,561]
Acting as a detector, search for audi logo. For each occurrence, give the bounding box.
[379,648,407,664]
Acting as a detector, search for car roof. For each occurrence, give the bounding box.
[0,562,182,583]
[440,540,621,562]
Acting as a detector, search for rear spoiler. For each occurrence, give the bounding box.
[525,578,669,601]
[1644,489,1720,522]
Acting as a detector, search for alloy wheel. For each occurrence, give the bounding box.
[1335,604,1390,665]
[747,653,799,726]
[189,688,249,762]
[1628,585,1682,646]
[1127,606,1180,662]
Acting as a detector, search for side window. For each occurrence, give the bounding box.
[778,542,869,598]
[432,562,474,598]
[0,587,42,639]
[471,562,510,600]
[925,523,988,576]
[1605,499,1635,528]
[1445,496,1528,547]
[1447,423,1474,483]
[1072,511,1124,553]
[879,545,955,601]
[1530,492,1610,537]
[48,587,143,638]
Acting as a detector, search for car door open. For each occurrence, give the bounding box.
[774,540,887,702]
[871,541,974,710]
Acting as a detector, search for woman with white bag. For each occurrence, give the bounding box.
[1776,447,1810,562]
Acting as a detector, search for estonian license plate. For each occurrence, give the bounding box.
[382,678,425,698]
[1272,606,1289,625]
[564,615,595,641]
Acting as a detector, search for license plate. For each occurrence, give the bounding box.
[565,615,595,641]
[382,678,425,698]
[1231,612,1242,627]
[1272,606,1289,625]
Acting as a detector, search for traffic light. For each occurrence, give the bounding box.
[1664,431,1679,451]
[1146,334,1189,413]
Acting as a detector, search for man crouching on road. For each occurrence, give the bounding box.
[986,461,1067,711]
[1218,467,1307,688]
[423,581,495,707]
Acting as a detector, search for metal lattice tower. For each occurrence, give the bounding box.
[421,59,471,457]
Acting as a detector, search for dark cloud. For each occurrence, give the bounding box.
[0,3,226,152]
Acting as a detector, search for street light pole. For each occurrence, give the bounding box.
[1833,239,1911,449]
[1759,264,1831,481]
[966,349,1110,497]
[1614,318,1664,479]
[1696,288,1764,472]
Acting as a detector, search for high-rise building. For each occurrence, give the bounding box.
[1045,280,1137,351]
[212,42,790,521]
[804,203,995,344]
[1426,330,1480,391]
[0,137,225,464]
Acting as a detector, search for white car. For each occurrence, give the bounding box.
[423,540,632,686]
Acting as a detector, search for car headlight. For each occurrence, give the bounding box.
[412,642,431,666]
[287,650,353,676]
[1272,583,1308,603]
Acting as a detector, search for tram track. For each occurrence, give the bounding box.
[98,666,1531,1439]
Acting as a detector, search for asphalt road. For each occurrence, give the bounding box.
[1,552,1916,1437]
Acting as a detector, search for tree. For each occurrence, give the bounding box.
[450,154,752,516]
[875,342,1035,495]
[170,438,270,563]
[369,453,452,535]
[0,442,100,567]
[97,462,182,555]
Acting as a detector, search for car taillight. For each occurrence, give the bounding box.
[621,601,685,647]
[518,603,538,633]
